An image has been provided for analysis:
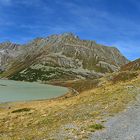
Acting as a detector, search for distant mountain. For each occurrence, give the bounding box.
[121,58,140,71]
[0,33,129,81]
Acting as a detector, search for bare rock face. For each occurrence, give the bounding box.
[0,33,129,81]
[0,42,21,71]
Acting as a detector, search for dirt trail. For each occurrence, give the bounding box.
[91,89,140,140]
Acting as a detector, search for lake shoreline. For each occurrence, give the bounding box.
[0,79,71,104]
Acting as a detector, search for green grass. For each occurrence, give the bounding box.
[89,124,104,130]
[10,67,77,82]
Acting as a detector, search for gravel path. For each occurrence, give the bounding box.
[91,93,140,140]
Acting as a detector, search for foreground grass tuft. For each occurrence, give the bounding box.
[89,124,104,130]
[12,108,32,113]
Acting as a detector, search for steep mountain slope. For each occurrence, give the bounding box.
[0,42,21,71]
[121,58,140,71]
[0,33,129,81]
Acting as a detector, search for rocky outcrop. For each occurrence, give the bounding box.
[0,33,129,81]
[0,42,21,71]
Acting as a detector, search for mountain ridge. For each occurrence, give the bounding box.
[0,33,129,81]
[121,58,140,71]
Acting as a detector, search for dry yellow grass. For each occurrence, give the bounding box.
[0,71,140,139]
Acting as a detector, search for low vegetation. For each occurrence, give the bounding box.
[49,79,100,92]
[111,71,138,83]
[121,58,140,71]
[0,71,140,139]
[10,67,77,82]
[11,108,32,113]
[89,124,104,131]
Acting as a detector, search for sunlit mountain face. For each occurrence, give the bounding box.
[0,33,129,81]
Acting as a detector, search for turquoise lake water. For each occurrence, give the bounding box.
[0,80,68,103]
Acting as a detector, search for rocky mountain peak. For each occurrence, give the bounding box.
[0,41,20,51]
[61,32,79,38]
[0,33,129,81]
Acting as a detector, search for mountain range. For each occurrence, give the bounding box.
[0,33,129,82]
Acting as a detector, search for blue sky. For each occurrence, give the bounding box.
[0,0,139,60]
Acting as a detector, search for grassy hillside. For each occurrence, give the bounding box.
[121,58,140,71]
[0,71,140,139]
